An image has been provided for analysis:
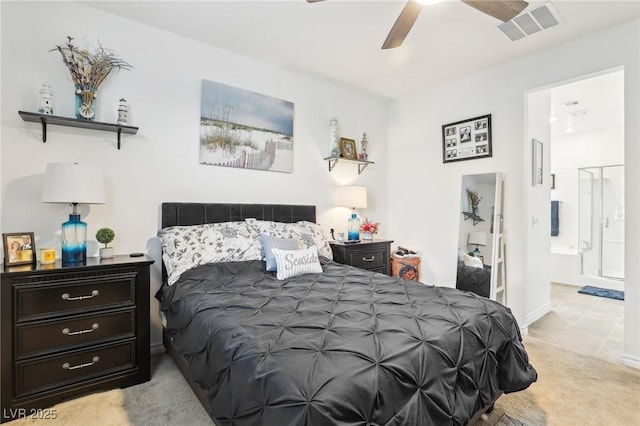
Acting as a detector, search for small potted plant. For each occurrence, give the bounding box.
[96,227,115,259]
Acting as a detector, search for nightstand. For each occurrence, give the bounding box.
[330,239,393,275]
[0,255,154,423]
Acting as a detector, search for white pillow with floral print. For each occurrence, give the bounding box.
[245,219,332,260]
[159,222,261,285]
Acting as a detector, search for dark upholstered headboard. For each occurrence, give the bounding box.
[161,203,316,228]
[160,203,316,283]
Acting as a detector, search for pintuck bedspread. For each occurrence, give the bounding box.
[158,260,537,426]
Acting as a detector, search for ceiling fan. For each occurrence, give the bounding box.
[307,0,529,49]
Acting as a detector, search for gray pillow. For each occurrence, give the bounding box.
[261,234,300,271]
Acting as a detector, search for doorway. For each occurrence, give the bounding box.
[527,68,625,364]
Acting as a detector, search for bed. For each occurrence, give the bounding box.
[156,202,537,426]
[456,261,491,298]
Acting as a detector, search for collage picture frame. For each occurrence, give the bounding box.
[442,114,492,163]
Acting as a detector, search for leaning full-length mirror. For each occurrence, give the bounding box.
[455,172,505,303]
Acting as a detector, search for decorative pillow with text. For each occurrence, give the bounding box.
[272,247,323,280]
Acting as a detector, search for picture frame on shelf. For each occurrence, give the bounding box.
[340,138,358,160]
[442,114,492,163]
[2,232,36,266]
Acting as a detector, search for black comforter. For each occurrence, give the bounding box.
[159,260,536,426]
[456,262,491,298]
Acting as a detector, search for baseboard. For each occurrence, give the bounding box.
[520,325,529,337]
[150,341,165,355]
[526,302,552,326]
[622,354,640,370]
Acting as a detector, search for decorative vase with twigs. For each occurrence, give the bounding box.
[53,36,132,120]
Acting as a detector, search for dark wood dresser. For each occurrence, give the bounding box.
[1,255,153,423]
[330,239,393,275]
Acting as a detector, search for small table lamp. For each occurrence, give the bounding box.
[336,185,367,242]
[468,231,487,256]
[42,163,106,264]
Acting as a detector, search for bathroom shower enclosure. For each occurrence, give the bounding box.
[578,165,625,282]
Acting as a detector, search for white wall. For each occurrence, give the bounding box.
[0,2,389,349]
[388,20,640,368]
[525,89,551,325]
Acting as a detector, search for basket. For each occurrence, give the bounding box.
[391,254,421,282]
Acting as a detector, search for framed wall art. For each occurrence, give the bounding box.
[532,138,543,186]
[442,114,492,163]
[3,232,35,266]
[199,79,294,173]
[340,138,358,160]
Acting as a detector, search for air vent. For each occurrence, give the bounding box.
[498,2,561,41]
[563,100,581,107]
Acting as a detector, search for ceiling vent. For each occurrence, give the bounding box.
[498,2,561,41]
[563,100,581,107]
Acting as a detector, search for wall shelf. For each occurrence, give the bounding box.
[324,157,374,175]
[18,111,138,150]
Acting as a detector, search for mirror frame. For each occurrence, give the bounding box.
[457,172,505,303]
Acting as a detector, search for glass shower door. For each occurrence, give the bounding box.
[578,166,625,280]
[602,165,624,279]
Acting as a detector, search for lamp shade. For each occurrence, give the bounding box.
[468,231,487,246]
[335,185,367,209]
[42,163,106,204]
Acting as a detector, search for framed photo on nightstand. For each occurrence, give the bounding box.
[3,232,36,266]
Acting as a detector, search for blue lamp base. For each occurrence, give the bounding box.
[62,213,87,264]
[472,246,481,256]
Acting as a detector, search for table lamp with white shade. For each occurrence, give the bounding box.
[42,163,106,264]
[467,231,487,256]
[335,185,367,242]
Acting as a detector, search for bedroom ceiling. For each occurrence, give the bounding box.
[84,0,639,100]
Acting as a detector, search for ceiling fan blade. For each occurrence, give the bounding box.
[382,1,422,50]
[306,0,325,3]
[461,0,528,22]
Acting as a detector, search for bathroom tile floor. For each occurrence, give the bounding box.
[528,282,624,364]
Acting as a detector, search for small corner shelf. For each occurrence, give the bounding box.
[324,156,374,175]
[18,111,139,150]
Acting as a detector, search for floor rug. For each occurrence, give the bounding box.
[494,413,528,426]
[578,285,624,300]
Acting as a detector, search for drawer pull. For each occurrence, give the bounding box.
[62,323,99,336]
[362,256,376,262]
[62,356,99,371]
[61,290,99,301]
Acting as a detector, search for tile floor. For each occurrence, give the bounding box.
[528,282,625,364]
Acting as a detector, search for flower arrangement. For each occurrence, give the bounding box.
[53,36,132,119]
[360,218,380,234]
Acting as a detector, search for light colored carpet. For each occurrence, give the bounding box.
[478,337,640,426]
[9,337,640,425]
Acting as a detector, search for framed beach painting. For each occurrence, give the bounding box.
[199,79,294,173]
